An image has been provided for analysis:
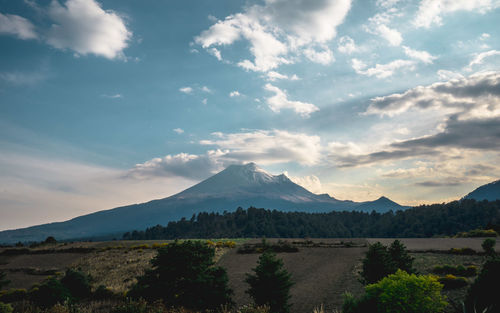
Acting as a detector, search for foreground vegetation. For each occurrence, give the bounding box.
[0,237,499,313]
[123,199,500,239]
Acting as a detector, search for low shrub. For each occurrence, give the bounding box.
[29,277,72,308]
[437,274,468,289]
[0,289,28,303]
[432,264,477,277]
[455,229,498,238]
[449,247,476,255]
[0,302,12,313]
[111,299,166,313]
[482,238,496,256]
[237,240,298,254]
[93,285,117,300]
[60,269,92,300]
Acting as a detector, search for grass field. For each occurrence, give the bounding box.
[0,237,497,312]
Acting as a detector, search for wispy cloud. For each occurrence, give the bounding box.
[101,93,123,99]
[0,12,37,40]
[264,84,319,117]
[229,91,241,97]
[414,0,500,28]
[179,86,193,94]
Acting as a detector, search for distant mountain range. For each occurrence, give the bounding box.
[0,163,497,243]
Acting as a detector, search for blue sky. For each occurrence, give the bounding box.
[1,0,500,230]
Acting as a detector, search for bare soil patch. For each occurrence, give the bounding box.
[218,242,367,313]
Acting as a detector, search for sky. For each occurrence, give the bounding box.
[1,0,500,230]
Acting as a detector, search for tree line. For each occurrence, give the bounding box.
[123,199,500,240]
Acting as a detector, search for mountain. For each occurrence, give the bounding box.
[0,163,407,243]
[464,180,500,201]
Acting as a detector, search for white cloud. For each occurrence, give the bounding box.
[467,50,500,69]
[365,12,403,46]
[414,0,500,28]
[376,0,401,8]
[199,129,323,166]
[173,128,184,134]
[195,0,352,72]
[229,91,241,97]
[366,71,500,119]
[209,47,222,61]
[0,12,37,39]
[202,98,208,105]
[403,46,437,64]
[0,153,195,230]
[337,36,357,54]
[0,71,47,85]
[101,93,122,99]
[480,33,490,40]
[264,83,319,117]
[46,0,132,59]
[352,58,415,78]
[266,71,300,81]
[284,171,323,193]
[179,86,193,94]
[303,46,334,65]
[201,86,212,93]
[437,70,464,81]
[128,151,226,180]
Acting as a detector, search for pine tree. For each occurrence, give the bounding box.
[246,251,294,313]
[129,240,233,310]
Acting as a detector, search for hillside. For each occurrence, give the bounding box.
[465,180,500,201]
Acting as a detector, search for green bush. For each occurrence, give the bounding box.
[450,247,476,255]
[456,229,498,238]
[0,289,28,303]
[60,269,92,300]
[481,238,496,256]
[129,240,233,311]
[344,270,447,313]
[437,274,468,289]
[360,240,414,284]
[246,251,294,313]
[0,302,12,313]
[465,257,500,313]
[29,277,72,308]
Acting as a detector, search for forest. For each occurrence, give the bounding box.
[123,199,500,240]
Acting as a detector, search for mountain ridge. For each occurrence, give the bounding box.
[0,163,407,243]
[464,180,500,201]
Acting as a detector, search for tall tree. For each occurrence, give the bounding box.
[129,240,233,311]
[246,251,294,313]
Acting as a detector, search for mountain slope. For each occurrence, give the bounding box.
[0,163,406,243]
[464,180,500,201]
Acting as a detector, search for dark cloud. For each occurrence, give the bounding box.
[415,180,463,187]
[335,116,500,167]
[367,71,500,115]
